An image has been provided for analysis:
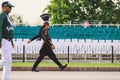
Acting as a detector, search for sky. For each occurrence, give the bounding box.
[0,0,51,25]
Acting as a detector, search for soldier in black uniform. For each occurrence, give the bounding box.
[27,13,67,72]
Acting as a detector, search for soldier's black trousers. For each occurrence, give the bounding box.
[32,43,62,70]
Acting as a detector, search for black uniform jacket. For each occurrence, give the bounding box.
[30,26,53,46]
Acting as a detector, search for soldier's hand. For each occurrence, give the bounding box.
[12,44,15,48]
[27,40,32,44]
[51,45,55,49]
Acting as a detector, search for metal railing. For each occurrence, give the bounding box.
[12,41,120,63]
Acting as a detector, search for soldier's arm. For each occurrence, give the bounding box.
[28,28,42,44]
[40,28,46,40]
[30,27,43,41]
[30,35,39,41]
[0,13,5,48]
[28,35,39,44]
[11,39,14,48]
[43,32,53,46]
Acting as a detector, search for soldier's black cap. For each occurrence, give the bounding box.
[2,1,15,8]
[40,13,50,22]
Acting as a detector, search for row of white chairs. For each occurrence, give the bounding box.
[12,39,120,54]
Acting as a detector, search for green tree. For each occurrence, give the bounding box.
[115,1,120,24]
[44,0,72,24]
[10,14,24,26]
[44,0,120,24]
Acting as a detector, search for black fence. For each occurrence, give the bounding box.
[11,45,120,63]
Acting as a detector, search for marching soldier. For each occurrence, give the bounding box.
[27,13,67,72]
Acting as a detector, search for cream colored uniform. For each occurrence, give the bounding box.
[0,38,12,80]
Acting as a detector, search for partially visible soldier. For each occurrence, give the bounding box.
[0,1,15,80]
[27,13,67,72]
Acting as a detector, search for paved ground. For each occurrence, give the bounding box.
[0,71,120,80]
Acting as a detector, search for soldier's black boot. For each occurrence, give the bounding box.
[31,68,39,72]
[60,64,67,70]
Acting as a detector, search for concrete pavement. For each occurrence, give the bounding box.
[0,71,120,80]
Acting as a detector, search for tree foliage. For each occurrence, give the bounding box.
[44,0,120,24]
[10,14,24,26]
